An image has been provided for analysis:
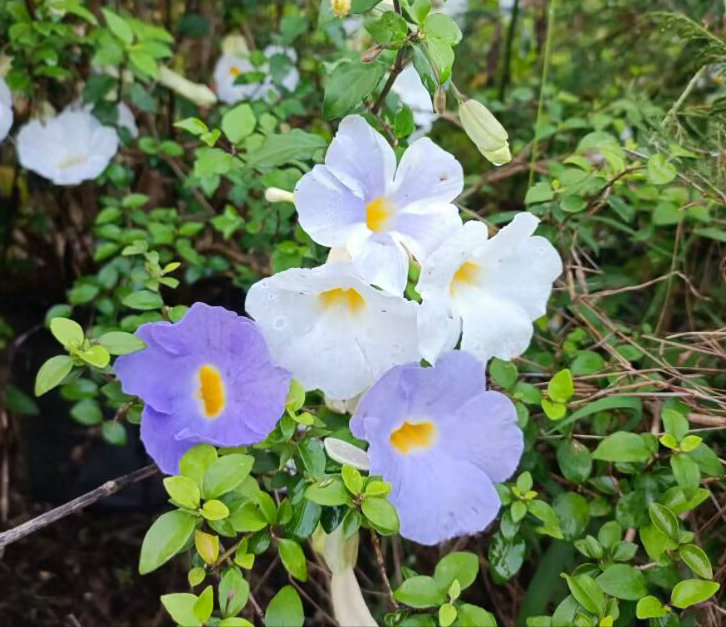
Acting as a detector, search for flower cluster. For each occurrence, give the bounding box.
[111,113,560,545]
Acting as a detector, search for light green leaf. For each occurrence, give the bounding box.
[97,331,146,355]
[671,579,719,609]
[393,575,445,608]
[592,432,652,463]
[361,497,399,534]
[222,103,256,144]
[35,355,74,396]
[433,552,479,591]
[139,510,197,574]
[265,585,304,627]
[548,369,574,403]
[203,454,254,499]
[161,593,201,626]
[278,538,308,582]
[679,544,713,579]
[49,317,84,349]
[648,503,679,541]
[636,596,667,619]
[596,564,647,600]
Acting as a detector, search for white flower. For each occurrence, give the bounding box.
[17,108,118,185]
[416,212,562,365]
[391,65,436,136]
[213,46,299,104]
[294,115,463,295]
[0,77,12,142]
[246,261,420,399]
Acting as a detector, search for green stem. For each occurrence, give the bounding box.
[529,0,557,189]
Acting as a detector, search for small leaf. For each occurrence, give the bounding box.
[679,544,713,579]
[122,290,164,311]
[97,331,146,355]
[433,552,479,591]
[139,510,197,574]
[647,154,677,185]
[163,476,201,509]
[596,564,646,601]
[361,497,399,534]
[671,579,720,609]
[305,477,351,506]
[323,61,387,120]
[161,593,201,626]
[195,529,219,565]
[489,358,518,389]
[636,596,667,619]
[203,454,254,499]
[49,317,84,349]
[548,369,574,403]
[561,573,605,618]
[264,585,304,627]
[278,538,308,582]
[194,585,214,623]
[341,465,364,495]
[180,444,218,489]
[102,9,134,44]
[592,432,652,463]
[35,355,74,396]
[222,103,256,144]
[201,499,230,520]
[77,344,111,368]
[648,503,679,541]
[393,575,445,608]
[219,566,249,617]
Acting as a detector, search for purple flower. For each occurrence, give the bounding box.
[114,303,291,474]
[350,351,523,545]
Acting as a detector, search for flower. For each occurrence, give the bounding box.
[0,77,12,142]
[113,303,291,474]
[245,261,420,399]
[330,0,351,17]
[350,350,523,545]
[213,46,299,104]
[17,108,118,185]
[417,212,562,365]
[391,65,437,136]
[458,98,511,165]
[293,115,463,295]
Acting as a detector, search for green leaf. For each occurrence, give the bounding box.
[648,503,679,541]
[161,593,201,626]
[422,13,462,45]
[70,399,103,425]
[203,454,254,499]
[671,453,701,495]
[592,432,652,463]
[175,117,209,135]
[433,552,479,591]
[229,502,268,533]
[361,497,399,534]
[527,500,564,539]
[194,585,214,623]
[35,355,74,396]
[662,408,689,441]
[222,103,256,144]
[278,538,308,582]
[556,439,592,483]
[298,439,326,478]
[201,499,230,520]
[393,575,445,608]
[180,444,218,489]
[97,331,146,355]
[421,37,454,84]
[636,596,667,619]
[367,11,408,45]
[679,544,713,579]
[489,358,518,390]
[122,290,164,311]
[77,344,111,368]
[542,399,566,421]
[341,465,364,495]
[670,579,720,609]
[439,603,457,627]
[596,564,646,601]
[548,369,574,403]
[458,604,496,627]
[553,492,589,541]
[265,585,304,627]
[5,384,39,415]
[102,9,134,45]
[129,50,159,78]
[647,154,676,185]
[247,129,327,168]
[101,421,127,446]
[525,181,554,204]
[561,573,605,618]
[139,510,197,574]
[323,61,387,120]
[49,317,84,349]
[219,566,249,617]
[305,477,351,506]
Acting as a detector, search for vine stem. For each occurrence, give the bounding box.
[662,65,706,127]
[529,0,557,188]
[0,464,158,550]
[370,531,398,609]
[370,0,405,115]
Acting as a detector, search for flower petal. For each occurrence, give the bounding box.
[140,406,199,475]
[392,137,463,207]
[417,299,460,364]
[393,200,462,262]
[325,115,396,201]
[347,229,409,295]
[294,164,365,247]
[457,292,534,363]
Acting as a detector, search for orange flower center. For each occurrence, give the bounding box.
[318,288,366,314]
[365,197,394,232]
[196,365,225,419]
[389,421,436,454]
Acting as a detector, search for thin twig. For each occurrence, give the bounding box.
[370,531,398,609]
[0,464,159,550]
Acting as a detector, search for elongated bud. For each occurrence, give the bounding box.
[222,34,249,56]
[264,187,295,203]
[434,86,447,115]
[458,98,511,165]
[158,67,217,107]
[361,45,384,64]
[330,0,351,17]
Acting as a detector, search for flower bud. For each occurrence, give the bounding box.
[458,98,511,165]
[221,34,249,56]
[330,0,351,17]
[158,66,217,107]
[361,45,384,64]
[264,187,295,203]
[433,86,447,115]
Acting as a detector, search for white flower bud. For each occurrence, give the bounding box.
[221,34,249,56]
[157,67,217,107]
[458,98,512,165]
[264,187,295,203]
